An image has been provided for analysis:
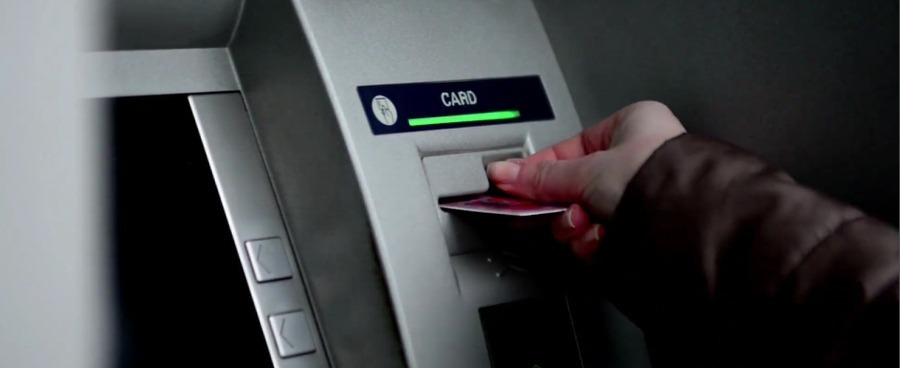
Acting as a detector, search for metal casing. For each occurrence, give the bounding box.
[231,1,583,367]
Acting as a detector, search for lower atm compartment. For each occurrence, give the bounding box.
[480,296,582,368]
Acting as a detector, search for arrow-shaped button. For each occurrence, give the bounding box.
[256,244,272,274]
[269,311,316,358]
[279,317,294,348]
[245,237,293,282]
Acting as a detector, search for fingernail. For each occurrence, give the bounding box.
[506,158,526,164]
[589,226,602,242]
[487,161,521,184]
[564,204,587,229]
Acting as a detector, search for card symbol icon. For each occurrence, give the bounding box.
[371,95,398,126]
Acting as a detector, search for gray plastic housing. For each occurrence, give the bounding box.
[229,1,584,367]
[190,93,330,368]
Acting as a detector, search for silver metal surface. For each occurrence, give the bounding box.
[84,48,238,98]
[231,1,584,367]
[1,1,106,368]
[246,237,294,283]
[290,1,583,367]
[230,1,408,366]
[106,0,243,50]
[269,311,318,358]
[451,251,543,307]
[189,93,328,368]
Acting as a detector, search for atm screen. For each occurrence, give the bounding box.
[110,95,271,367]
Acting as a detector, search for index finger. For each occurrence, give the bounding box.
[525,113,618,163]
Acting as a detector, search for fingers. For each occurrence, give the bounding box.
[486,100,684,263]
[551,204,591,243]
[525,113,620,164]
[551,205,604,262]
[526,101,682,166]
[570,224,605,262]
[487,154,595,203]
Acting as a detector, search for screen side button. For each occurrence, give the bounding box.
[245,237,293,282]
[269,311,317,358]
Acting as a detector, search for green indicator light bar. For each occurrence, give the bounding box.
[408,110,521,127]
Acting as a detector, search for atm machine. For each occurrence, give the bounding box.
[90,1,620,367]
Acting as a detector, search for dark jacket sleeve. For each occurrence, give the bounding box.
[598,134,898,368]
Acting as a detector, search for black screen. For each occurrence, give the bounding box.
[110,95,271,367]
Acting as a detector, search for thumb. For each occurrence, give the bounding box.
[487,156,593,204]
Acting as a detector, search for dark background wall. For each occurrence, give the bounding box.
[534,1,897,367]
[536,0,898,226]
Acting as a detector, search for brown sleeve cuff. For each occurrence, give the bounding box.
[596,133,898,367]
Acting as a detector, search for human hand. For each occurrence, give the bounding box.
[487,101,686,261]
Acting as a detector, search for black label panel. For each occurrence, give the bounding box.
[357,76,555,135]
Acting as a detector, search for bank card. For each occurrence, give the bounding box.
[439,195,566,217]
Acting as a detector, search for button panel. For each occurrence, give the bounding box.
[245,237,293,282]
[192,94,327,367]
[269,311,317,358]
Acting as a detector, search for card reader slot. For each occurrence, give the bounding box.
[423,147,524,255]
[424,148,578,309]
[422,147,523,199]
[424,146,574,260]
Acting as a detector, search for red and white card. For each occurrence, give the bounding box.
[439,195,566,217]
